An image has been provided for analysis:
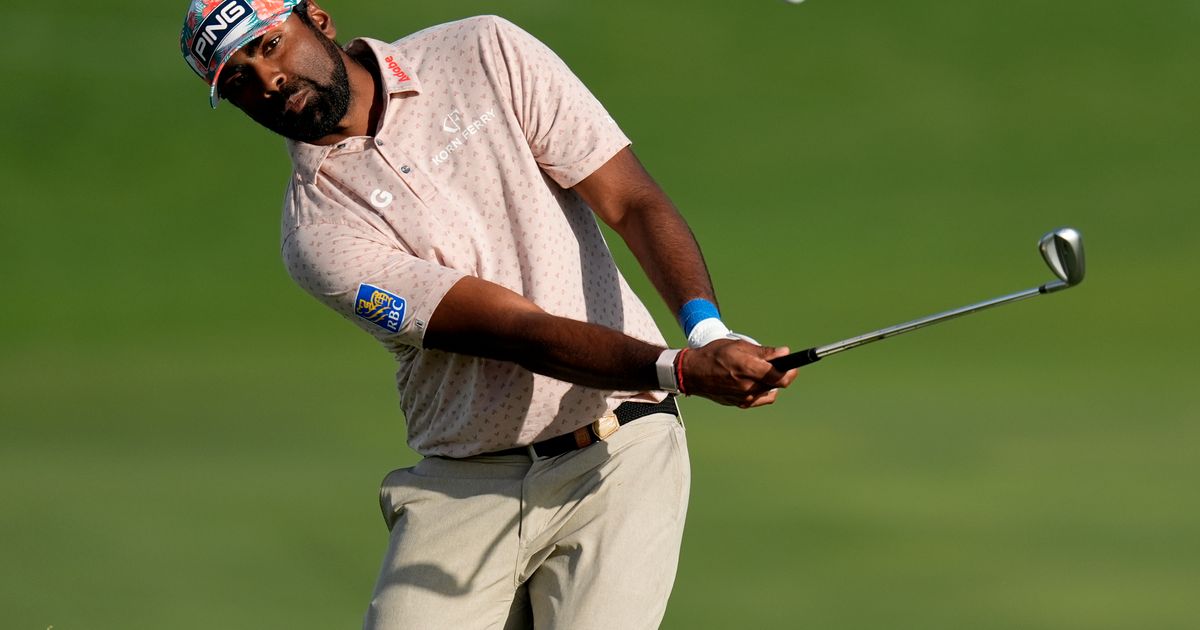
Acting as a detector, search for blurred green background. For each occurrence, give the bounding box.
[2,0,1197,628]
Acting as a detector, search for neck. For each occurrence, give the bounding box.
[311,48,384,144]
[354,51,387,136]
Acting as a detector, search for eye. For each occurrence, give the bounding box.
[220,72,245,95]
[263,35,281,55]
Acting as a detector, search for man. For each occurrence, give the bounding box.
[180,1,797,627]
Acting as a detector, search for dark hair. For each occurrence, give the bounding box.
[292,0,313,28]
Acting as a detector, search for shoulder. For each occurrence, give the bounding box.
[384,15,549,82]
[392,15,539,51]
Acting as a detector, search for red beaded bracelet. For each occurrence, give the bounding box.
[674,348,689,395]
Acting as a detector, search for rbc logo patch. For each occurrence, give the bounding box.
[355,284,406,333]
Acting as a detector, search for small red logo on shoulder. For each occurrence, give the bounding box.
[383,56,411,82]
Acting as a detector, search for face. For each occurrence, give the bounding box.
[217,12,350,142]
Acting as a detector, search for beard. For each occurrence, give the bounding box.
[253,34,351,142]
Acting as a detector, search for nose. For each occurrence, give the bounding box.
[251,61,286,96]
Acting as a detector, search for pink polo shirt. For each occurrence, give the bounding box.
[280,16,667,457]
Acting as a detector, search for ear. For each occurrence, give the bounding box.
[303,0,337,40]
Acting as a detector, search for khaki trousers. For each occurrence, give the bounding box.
[363,413,690,630]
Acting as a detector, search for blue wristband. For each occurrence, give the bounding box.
[679,298,721,336]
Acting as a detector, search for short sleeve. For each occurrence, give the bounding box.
[483,16,631,188]
[282,222,465,349]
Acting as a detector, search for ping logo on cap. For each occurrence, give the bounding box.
[191,0,254,67]
[355,284,406,333]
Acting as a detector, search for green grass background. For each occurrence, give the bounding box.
[2,0,1197,628]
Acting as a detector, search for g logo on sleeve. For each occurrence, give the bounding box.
[355,284,406,333]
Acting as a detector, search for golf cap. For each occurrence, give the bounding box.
[180,0,304,108]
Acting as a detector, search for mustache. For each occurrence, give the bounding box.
[273,79,317,116]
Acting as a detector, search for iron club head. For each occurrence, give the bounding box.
[769,226,1089,371]
[1038,227,1085,292]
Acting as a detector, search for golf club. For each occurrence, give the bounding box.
[769,227,1086,371]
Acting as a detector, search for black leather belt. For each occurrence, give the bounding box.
[491,397,678,459]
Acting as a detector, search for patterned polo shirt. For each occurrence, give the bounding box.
[280,16,667,457]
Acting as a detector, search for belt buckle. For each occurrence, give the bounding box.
[591,410,620,440]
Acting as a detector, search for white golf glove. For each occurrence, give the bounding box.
[686,317,760,348]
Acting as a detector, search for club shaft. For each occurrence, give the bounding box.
[817,286,1044,357]
[770,280,1065,371]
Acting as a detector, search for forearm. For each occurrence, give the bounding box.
[508,314,662,391]
[574,148,718,315]
[423,276,662,391]
[424,276,797,406]
[611,197,717,313]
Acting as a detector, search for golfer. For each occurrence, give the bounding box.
[180,1,797,627]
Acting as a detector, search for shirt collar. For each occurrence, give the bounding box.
[346,37,422,96]
[287,38,422,184]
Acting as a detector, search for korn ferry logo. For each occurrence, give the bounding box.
[442,109,464,133]
[191,0,253,66]
[431,107,497,167]
[355,284,406,333]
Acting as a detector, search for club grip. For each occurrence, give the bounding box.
[770,347,821,371]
